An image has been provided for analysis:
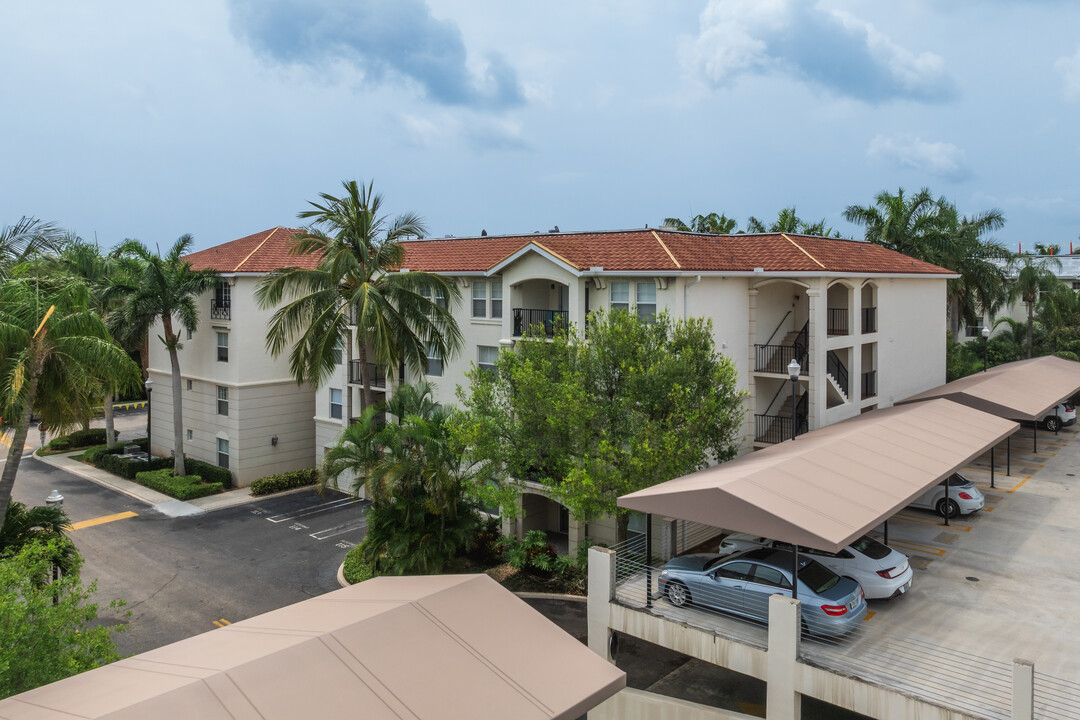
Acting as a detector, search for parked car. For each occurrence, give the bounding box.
[907,473,984,518]
[1040,403,1076,432]
[718,533,912,600]
[657,547,867,637]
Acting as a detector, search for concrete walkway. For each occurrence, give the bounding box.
[36,451,263,517]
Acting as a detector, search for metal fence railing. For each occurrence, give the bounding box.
[611,543,1016,720]
[1034,671,1080,719]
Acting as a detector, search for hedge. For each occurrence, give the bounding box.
[250,468,319,496]
[342,545,376,584]
[44,428,118,453]
[92,448,172,479]
[184,459,233,489]
[134,469,223,501]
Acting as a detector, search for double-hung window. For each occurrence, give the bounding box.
[472,282,487,318]
[490,279,503,318]
[332,341,343,365]
[217,438,229,469]
[426,347,443,377]
[329,388,343,419]
[217,386,229,416]
[478,346,498,375]
[636,282,657,322]
[217,332,229,362]
[610,282,630,312]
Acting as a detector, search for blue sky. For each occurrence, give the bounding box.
[3,0,1079,253]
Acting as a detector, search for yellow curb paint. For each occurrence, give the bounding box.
[1007,477,1031,494]
[864,611,876,621]
[67,511,138,531]
[212,619,231,628]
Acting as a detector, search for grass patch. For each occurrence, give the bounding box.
[134,469,223,501]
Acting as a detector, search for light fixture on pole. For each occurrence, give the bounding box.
[787,358,801,442]
[144,376,153,453]
[981,326,990,372]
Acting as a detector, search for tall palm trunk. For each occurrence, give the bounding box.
[356,343,374,410]
[0,375,40,531]
[103,391,116,449]
[161,316,186,476]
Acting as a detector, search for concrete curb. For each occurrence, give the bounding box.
[335,563,587,603]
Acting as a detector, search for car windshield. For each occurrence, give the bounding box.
[849,535,891,560]
[703,556,727,572]
[798,559,840,593]
[940,473,970,487]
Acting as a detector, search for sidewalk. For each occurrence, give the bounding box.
[36,451,264,517]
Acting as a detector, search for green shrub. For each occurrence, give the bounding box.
[93,449,171,479]
[72,445,108,463]
[184,459,232,489]
[44,429,117,453]
[250,468,319,496]
[134,469,222,501]
[498,530,558,575]
[342,545,377,584]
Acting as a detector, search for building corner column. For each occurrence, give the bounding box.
[767,595,801,720]
[1012,658,1034,720]
[587,547,617,663]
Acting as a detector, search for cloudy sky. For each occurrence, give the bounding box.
[3,1,1079,252]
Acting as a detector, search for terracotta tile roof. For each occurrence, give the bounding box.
[400,229,954,275]
[186,227,953,276]
[184,227,318,273]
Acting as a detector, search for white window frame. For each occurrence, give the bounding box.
[472,281,487,318]
[217,332,229,362]
[217,438,229,469]
[329,388,343,419]
[426,347,443,377]
[490,279,503,319]
[217,386,229,416]
[478,345,498,374]
[610,282,630,312]
[636,282,657,322]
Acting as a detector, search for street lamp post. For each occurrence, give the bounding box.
[982,326,990,372]
[787,358,801,442]
[144,377,153,453]
[45,490,64,603]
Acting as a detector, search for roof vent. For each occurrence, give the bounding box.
[481,229,487,236]
[549,225,560,233]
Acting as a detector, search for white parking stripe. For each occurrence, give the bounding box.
[309,518,368,540]
[265,497,358,523]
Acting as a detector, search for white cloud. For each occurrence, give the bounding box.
[1055,47,1080,102]
[867,135,970,180]
[683,0,955,103]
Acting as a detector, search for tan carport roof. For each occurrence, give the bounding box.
[619,399,1017,553]
[0,574,625,720]
[897,355,1080,421]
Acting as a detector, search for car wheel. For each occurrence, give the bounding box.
[1045,416,1061,432]
[936,499,960,518]
[666,581,690,608]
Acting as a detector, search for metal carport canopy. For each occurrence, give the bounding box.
[895,355,1080,421]
[618,399,1017,554]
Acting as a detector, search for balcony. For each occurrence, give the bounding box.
[862,370,877,399]
[347,361,386,388]
[754,392,808,444]
[862,306,877,334]
[513,308,568,337]
[210,299,231,321]
[754,322,808,374]
[827,308,849,336]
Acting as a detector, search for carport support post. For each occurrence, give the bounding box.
[1011,658,1034,720]
[1007,435,1011,476]
[991,445,996,489]
[1033,422,1037,454]
[645,513,653,609]
[883,520,888,546]
[791,545,798,601]
[767,595,802,720]
[943,480,950,527]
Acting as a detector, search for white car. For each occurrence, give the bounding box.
[908,473,984,518]
[718,533,913,600]
[1040,403,1076,432]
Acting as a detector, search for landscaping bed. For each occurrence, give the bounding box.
[77,440,232,499]
[250,468,319,496]
[37,429,118,456]
[133,469,223,501]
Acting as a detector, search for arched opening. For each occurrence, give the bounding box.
[520,490,571,554]
[512,279,570,337]
[861,282,878,334]
[827,281,853,336]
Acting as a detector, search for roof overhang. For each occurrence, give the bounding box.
[0,575,625,720]
[897,356,1080,421]
[619,399,1017,554]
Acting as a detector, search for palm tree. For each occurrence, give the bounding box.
[0,278,140,530]
[322,381,475,573]
[746,207,841,237]
[1008,254,1062,358]
[662,212,738,234]
[843,188,951,258]
[0,501,77,572]
[111,236,220,475]
[256,180,463,410]
[0,217,65,280]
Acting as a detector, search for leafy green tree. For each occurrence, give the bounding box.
[1008,254,1062,358]
[111,235,220,475]
[663,212,739,234]
[257,180,463,411]
[0,540,125,699]
[0,278,140,530]
[453,310,744,537]
[0,217,64,280]
[0,501,77,573]
[322,381,477,574]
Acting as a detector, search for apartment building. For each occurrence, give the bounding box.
[146,228,317,486]
[151,227,954,518]
[960,254,1080,340]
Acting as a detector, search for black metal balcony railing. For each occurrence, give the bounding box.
[827,308,849,336]
[754,394,808,444]
[347,361,386,388]
[210,299,231,321]
[826,350,849,397]
[513,308,569,337]
[862,370,878,399]
[862,306,877,334]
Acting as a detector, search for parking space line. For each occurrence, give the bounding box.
[309,518,368,540]
[891,513,972,531]
[68,511,139,531]
[863,611,876,621]
[266,497,358,523]
[887,539,946,556]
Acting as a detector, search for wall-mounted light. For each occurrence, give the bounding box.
[271,436,278,447]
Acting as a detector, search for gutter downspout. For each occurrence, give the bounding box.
[684,275,702,319]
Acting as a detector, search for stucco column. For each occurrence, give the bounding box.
[568,518,584,555]
[1011,658,1034,720]
[747,287,759,445]
[850,284,863,402]
[767,595,802,720]
[587,547,617,662]
[805,285,823,431]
